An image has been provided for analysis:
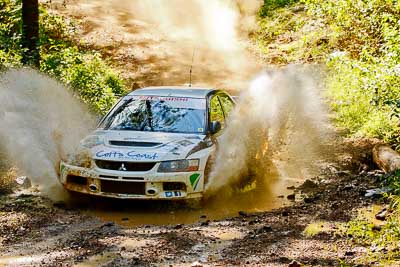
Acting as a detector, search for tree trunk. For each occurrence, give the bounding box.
[21,0,40,68]
[372,144,400,173]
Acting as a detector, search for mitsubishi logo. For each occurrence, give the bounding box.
[119,163,127,171]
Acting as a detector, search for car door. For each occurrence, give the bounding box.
[209,94,226,135]
[202,92,236,188]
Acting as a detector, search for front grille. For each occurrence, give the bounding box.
[95,160,156,171]
[122,177,144,181]
[67,175,87,185]
[99,174,144,181]
[99,175,118,179]
[109,141,162,147]
[99,175,144,180]
[101,180,145,195]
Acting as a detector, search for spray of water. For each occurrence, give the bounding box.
[206,66,331,195]
[0,68,94,200]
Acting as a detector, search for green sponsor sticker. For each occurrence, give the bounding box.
[60,163,65,176]
[189,173,201,190]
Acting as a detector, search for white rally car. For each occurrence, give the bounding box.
[59,87,235,200]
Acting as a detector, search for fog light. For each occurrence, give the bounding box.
[89,184,98,192]
[147,188,157,195]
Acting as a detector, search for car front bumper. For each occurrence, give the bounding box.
[59,161,204,200]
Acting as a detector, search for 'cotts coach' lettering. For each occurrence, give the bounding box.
[95,150,124,158]
[95,150,158,160]
[127,151,158,160]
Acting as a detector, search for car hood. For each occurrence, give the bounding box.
[89,130,207,162]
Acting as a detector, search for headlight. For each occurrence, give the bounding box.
[80,135,104,148]
[158,159,199,172]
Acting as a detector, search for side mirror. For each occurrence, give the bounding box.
[210,121,222,134]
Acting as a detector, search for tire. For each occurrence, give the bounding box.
[203,158,213,188]
[184,197,203,209]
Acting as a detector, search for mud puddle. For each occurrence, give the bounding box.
[74,174,304,227]
[0,252,73,266]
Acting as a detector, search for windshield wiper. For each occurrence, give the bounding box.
[144,100,154,131]
[104,98,134,130]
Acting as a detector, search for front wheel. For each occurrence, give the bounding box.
[203,157,214,190]
[184,197,204,209]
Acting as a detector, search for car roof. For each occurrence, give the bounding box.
[128,86,217,98]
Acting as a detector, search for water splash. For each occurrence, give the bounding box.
[0,68,95,200]
[206,66,331,195]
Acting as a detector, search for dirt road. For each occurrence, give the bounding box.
[44,0,262,91]
[0,138,385,266]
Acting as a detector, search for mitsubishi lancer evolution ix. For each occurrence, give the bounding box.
[59,87,235,200]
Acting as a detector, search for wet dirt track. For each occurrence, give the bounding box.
[81,173,300,227]
[0,138,387,266]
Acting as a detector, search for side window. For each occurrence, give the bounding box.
[210,95,225,129]
[218,94,234,119]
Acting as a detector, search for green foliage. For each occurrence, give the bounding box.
[0,0,23,68]
[41,47,125,114]
[0,168,16,195]
[344,203,400,265]
[256,1,331,64]
[257,0,400,146]
[303,221,328,237]
[326,54,400,145]
[0,0,127,114]
[308,0,400,147]
[304,0,400,58]
[379,170,400,194]
[259,0,300,17]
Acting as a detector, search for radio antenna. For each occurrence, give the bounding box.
[189,47,195,87]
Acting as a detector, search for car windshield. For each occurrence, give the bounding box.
[100,95,206,134]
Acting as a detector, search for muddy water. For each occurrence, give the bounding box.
[76,174,303,227]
